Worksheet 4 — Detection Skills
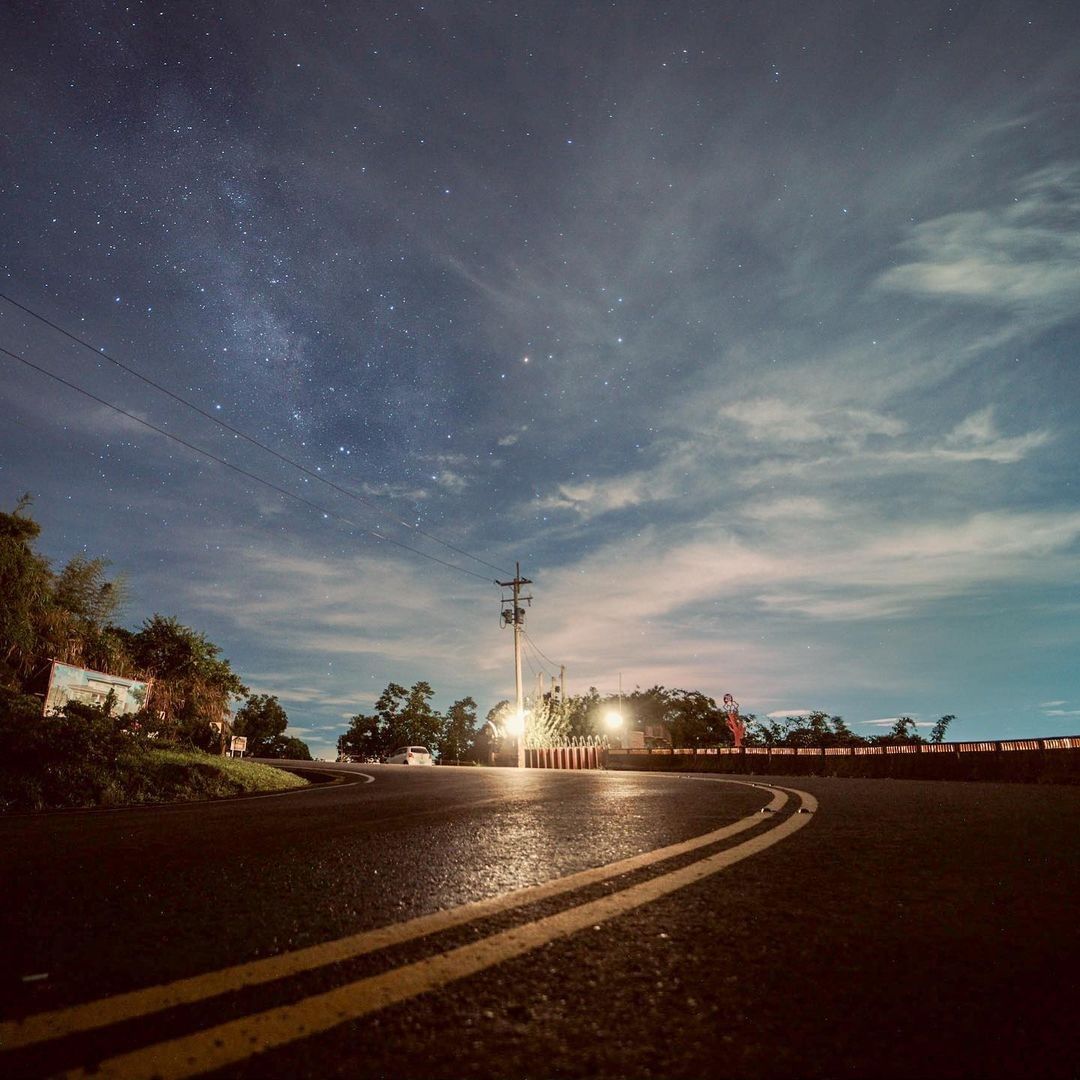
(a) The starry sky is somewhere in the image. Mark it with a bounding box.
[2,1,1079,757]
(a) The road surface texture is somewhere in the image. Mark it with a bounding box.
[0,764,1076,1079]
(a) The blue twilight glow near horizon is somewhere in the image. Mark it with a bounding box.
[1,2,1079,758]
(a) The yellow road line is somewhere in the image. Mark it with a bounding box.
[1,780,784,1051]
[68,788,817,1080]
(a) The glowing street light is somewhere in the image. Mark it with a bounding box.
[506,708,526,738]
[605,709,625,748]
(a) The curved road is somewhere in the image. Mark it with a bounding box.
[0,764,1076,1078]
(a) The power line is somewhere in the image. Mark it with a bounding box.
[520,638,554,680]
[0,290,512,577]
[520,639,540,679]
[522,628,563,672]
[0,343,497,585]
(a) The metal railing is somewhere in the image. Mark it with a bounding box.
[606,735,1080,757]
[525,734,608,770]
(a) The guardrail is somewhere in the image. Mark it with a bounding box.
[605,736,1080,783]
[608,736,1080,757]
[526,743,604,770]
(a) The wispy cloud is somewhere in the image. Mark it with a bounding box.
[537,474,652,518]
[720,399,906,446]
[432,469,470,493]
[878,164,1080,319]
[188,539,502,681]
[860,717,934,728]
[523,504,1080,704]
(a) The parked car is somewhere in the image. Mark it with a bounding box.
[385,745,435,766]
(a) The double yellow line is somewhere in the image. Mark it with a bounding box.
[2,780,816,1079]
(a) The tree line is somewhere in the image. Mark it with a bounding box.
[338,681,954,762]
[337,682,480,762]
[0,496,308,758]
[535,685,952,749]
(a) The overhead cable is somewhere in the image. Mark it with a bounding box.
[522,628,563,672]
[0,291,512,577]
[0,343,497,585]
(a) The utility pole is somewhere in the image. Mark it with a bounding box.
[618,671,624,748]
[496,562,532,768]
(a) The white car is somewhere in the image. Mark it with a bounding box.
[385,745,435,766]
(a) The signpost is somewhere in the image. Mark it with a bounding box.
[230,736,247,758]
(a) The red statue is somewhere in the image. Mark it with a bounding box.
[723,692,746,748]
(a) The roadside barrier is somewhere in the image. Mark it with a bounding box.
[607,735,1080,757]
[525,737,605,770]
[605,736,1080,783]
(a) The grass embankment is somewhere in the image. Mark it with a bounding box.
[0,739,308,812]
[124,749,308,804]
[0,691,310,811]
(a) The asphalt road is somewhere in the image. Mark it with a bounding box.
[0,764,1076,1079]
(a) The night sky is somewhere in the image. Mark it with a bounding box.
[3,2,1079,757]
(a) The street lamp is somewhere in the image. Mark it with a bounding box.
[505,708,526,767]
[605,710,624,747]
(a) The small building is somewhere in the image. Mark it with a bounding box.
[43,661,148,718]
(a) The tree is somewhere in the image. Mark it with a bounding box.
[527,690,568,747]
[1,497,134,687]
[667,690,726,748]
[784,711,835,749]
[473,700,511,761]
[233,694,289,756]
[829,714,863,746]
[624,685,674,742]
[265,735,312,760]
[930,714,955,744]
[131,615,246,744]
[339,681,446,761]
[440,696,478,761]
[400,681,444,750]
[0,495,56,685]
[747,715,788,747]
[338,712,383,761]
[44,554,131,675]
[563,687,602,738]
[876,716,922,745]
[746,711,866,749]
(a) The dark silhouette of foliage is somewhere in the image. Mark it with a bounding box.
[440,696,478,761]
[268,735,312,760]
[0,495,55,684]
[131,615,246,740]
[233,695,311,759]
[234,694,289,755]
[930,715,955,743]
[339,680,446,760]
[875,716,922,745]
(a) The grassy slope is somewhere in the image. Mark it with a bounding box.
[0,749,307,812]
[133,750,309,802]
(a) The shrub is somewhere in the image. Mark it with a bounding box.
[0,691,144,810]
